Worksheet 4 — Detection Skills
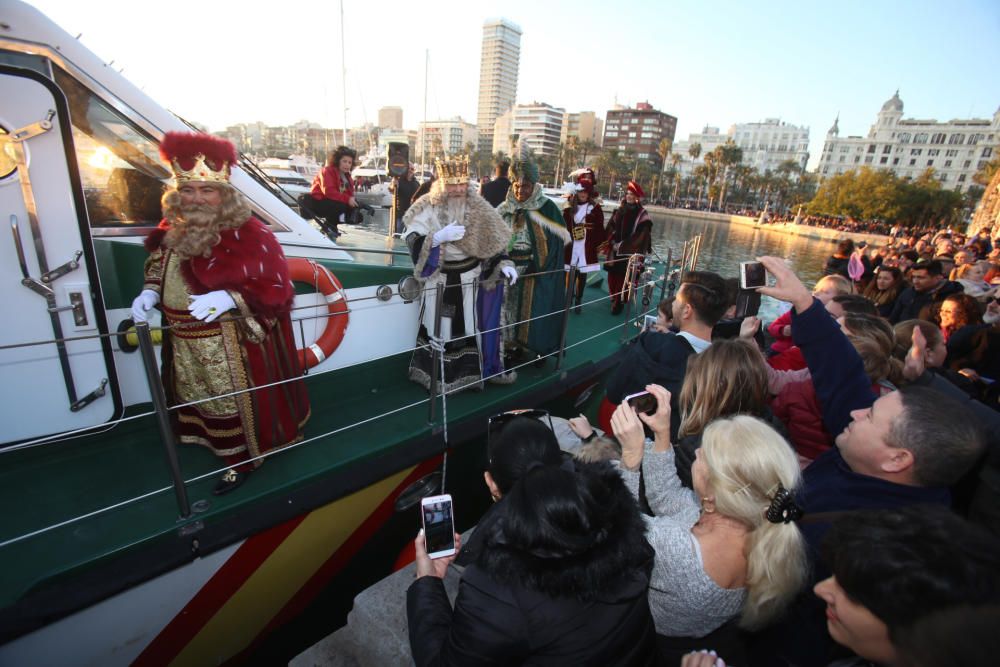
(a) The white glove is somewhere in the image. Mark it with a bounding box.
[501,265,518,286]
[432,222,466,246]
[131,289,159,323]
[189,290,236,323]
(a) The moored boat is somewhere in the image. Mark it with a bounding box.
[0,2,676,663]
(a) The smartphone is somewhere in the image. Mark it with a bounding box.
[624,390,657,415]
[421,494,456,559]
[735,289,761,319]
[643,314,658,331]
[740,261,766,290]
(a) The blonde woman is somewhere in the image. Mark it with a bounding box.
[612,386,807,663]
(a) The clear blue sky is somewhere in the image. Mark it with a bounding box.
[26,0,1000,169]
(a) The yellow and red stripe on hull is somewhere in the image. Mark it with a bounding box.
[133,456,441,666]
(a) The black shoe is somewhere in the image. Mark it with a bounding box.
[533,355,547,369]
[611,302,624,315]
[213,468,251,495]
[573,297,582,315]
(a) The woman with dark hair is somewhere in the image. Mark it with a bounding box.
[302,145,359,238]
[407,416,658,666]
[862,266,906,317]
[823,239,855,278]
[937,293,983,343]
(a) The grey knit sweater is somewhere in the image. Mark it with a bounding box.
[618,444,746,637]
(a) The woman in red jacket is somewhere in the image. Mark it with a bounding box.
[302,145,359,238]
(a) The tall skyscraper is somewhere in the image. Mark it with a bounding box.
[477,19,521,153]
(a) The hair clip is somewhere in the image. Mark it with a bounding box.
[765,483,803,524]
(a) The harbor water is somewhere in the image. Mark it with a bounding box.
[359,206,838,323]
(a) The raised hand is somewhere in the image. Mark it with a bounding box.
[756,256,813,313]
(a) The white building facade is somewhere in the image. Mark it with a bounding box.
[510,102,565,157]
[732,119,809,173]
[417,118,478,157]
[672,126,730,178]
[817,92,999,193]
[476,19,521,153]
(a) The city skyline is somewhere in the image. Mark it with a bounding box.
[26,0,1000,171]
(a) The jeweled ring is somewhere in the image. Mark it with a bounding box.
[208,307,217,314]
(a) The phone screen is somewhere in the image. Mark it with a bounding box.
[741,262,766,289]
[422,496,455,558]
[625,390,657,415]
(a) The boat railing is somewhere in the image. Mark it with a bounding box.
[0,237,701,550]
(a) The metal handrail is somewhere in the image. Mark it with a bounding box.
[0,245,686,546]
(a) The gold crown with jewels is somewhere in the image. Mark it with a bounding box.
[435,155,470,185]
[170,154,232,184]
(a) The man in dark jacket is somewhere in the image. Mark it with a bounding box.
[479,159,511,208]
[753,255,987,667]
[888,258,963,323]
[606,270,728,440]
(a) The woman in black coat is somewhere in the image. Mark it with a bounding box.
[406,417,658,666]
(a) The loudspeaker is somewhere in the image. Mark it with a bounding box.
[387,142,409,178]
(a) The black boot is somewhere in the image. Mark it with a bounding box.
[573,296,582,315]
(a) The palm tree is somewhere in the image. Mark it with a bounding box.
[578,139,598,168]
[670,154,683,206]
[594,148,624,198]
[717,141,743,210]
[688,142,702,162]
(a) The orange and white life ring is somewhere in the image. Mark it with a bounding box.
[287,258,349,368]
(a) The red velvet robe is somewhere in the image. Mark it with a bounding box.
[144,217,310,465]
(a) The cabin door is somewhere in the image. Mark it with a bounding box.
[0,67,119,445]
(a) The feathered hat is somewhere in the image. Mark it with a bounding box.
[627,180,645,199]
[160,131,237,185]
[509,137,539,183]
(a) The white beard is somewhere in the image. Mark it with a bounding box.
[445,196,467,223]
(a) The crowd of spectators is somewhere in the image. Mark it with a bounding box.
[401,224,1000,666]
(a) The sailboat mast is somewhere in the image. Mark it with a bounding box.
[340,0,348,148]
[421,49,428,180]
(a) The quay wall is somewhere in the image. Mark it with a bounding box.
[647,207,891,246]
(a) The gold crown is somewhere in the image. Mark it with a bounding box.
[435,155,470,185]
[170,154,232,184]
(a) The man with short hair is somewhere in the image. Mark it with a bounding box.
[889,259,962,323]
[403,156,517,392]
[479,158,511,208]
[131,132,310,494]
[753,256,988,666]
[757,256,984,548]
[606,270,729,439]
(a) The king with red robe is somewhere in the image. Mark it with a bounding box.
[131,132,310,494]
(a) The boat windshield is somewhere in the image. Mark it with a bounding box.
[53,67,171,229]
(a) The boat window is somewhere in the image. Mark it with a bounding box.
[0,127,16,180]
[52,67,171,230]
[0,51,50,76]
